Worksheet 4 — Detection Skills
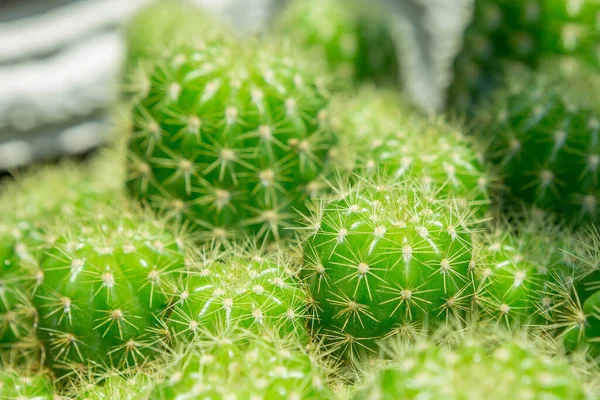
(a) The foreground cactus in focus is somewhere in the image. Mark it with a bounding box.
[33,208,186,373]
[151,330,334,399]
[275,0,400,85]
[302,179,476,357]
[477,64,600,224]
[354,333,588,399]
[168,243,309,342]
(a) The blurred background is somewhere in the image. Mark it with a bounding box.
[0,0,468,172]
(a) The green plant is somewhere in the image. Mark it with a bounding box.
[328,88,491,212]
[127,40,336,243]
[168,242,310,343]
[0,367,54,400]
[477,64,600,224]
[274,0,400,85]
[302,178,476,358]
[32,207,187,374]
[72,372,153,400]
[150,329,334,399]
[353,331,588,399]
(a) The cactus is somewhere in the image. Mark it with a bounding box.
[472,213,579,328]
[168,242,309,343]
[151,329,334,399]
[302,179,476,358]
[127,40,336,243]
[353,331,588,399]
[32,207,187,374]
[328,88,491,212]
[0,368,54,400]
[477,64,600,224]
[72,372,152,400]
[124,0,230,86]
[274,0,400,85]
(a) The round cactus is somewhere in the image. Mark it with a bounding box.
[472,214,578,328]
[168,242,309,343]
[353,333,588,399]
[32,208,187,373]
[302,179,476,357]
[151,329,334,399]
[477,64,600,224]
[328,89,491,212]
[0,367,54,400]
[274,0,400,85]
[127,40,336,243]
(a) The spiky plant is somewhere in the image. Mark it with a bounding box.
[127,39,336,243]
[168,242,309,343]
[0,367,55,400]
[72,372,153,400]
[353,330,589,399]
[301,178,477,358]
[328,88,491,212]
[477,63,600,224]
[274,0,400,85]
[472,213,579,329]
[32,207,187,374]
[124,0,230,87]
[150,329,334,399]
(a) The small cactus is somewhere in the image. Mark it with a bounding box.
[353,331,588,399]
[127,40,336,243]
[477,64,600,224]
[328,88,491,212]
[151,329,334,399]
[274,0,400,85]
[302,179,476,357]
[168,242,309,342]
[33,208,187,373]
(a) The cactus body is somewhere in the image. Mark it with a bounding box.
[168,245,309,342]
[74,374,152,400]
[329,89,490,211]
[478,66,600,224]
[33,210,186,373]
[151,331,333,399]
[275,0,400,85]
[0,369,54,400]
[354,335,587,399]
[303,180,475,357]
[127,41,335,242]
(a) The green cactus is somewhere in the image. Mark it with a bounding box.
[541,0,600,70]
[0,367,54,400]
[472,214,579,328]
[274,0,400,85]
[127,40,336,243]
[477,64,600,224]
[72,372,153,400]
[32,208,187,374]
[353,333,588,399]
[124,0,230,86]
[328,89,491,212]
[168,242,309,343]
[151,329,334,399]
[302,179,476,358]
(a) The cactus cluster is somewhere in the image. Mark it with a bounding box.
[354,332,588,399]
[303,179,476,357]
[448,0,600,112]
[168,243,309,343]
[151,329,334,399]
[275,0,400,85]
[127,40,336,243]
[477,64,600,224]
